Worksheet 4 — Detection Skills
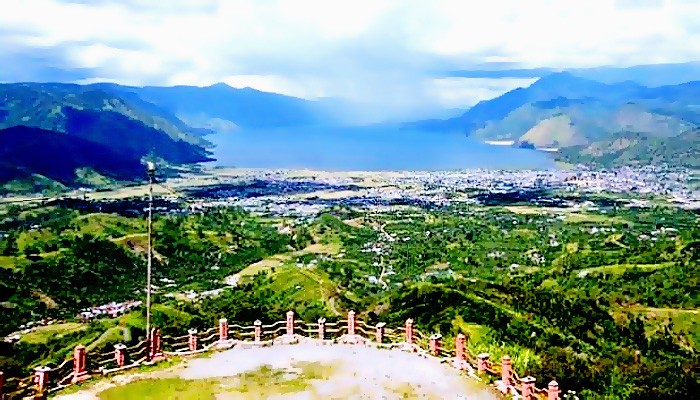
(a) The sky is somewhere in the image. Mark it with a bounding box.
[2,0,700,121]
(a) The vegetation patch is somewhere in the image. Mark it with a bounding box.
[20,322,87,345]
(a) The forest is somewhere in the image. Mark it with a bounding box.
[0,198,698,399]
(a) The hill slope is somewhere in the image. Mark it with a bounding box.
[0,83,213,192]
[557,130,700,168]
[0,126,146,192]
[0,83,211,146]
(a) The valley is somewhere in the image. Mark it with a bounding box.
[0,169,698,398]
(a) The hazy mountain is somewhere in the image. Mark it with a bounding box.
[91,82,330,131]
[411,72,700,167]
[407,72,646,133]
[446,61,700,87]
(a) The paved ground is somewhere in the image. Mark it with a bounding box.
[55,344,498,399]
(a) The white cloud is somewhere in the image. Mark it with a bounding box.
[2,0,700,119]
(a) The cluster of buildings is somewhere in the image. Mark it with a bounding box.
[78,300,142,321]
[183,166,699,218]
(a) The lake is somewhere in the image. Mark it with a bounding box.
[207,125,556,171]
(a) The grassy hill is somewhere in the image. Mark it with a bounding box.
[519,114,587,147]
[558,130,700,168]
[0,84,213,192]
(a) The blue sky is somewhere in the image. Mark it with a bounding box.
[2,0,699,120]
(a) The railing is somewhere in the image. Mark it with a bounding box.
[0,311,562,400]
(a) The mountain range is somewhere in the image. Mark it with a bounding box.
[2,70,700,194]
[411,72,700,168]
[0,82,333,193]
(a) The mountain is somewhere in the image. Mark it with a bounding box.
[445,61,700,87]
[411,72,700,167]
[558,130,700,168]
[0,83,211,146]
[406,72,646,133]
[91,82,330,131]
[0,83,214,192]
[0,126,146,193]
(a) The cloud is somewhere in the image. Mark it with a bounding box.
[2,0,700,120]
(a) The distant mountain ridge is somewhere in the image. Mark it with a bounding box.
[445,61,700,87]
[0,80,342,193]
[410,72,700,167]
[91,82,332,130]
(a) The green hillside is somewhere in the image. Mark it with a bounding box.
[1,200,697,398]
[0,84,213,192]
[558,130,700,168]
[417,73,700,167]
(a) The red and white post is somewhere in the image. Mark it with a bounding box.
[318,318,326,340]
[149,327,163,360]
[254,320,262,342]
[548,380,560,400]
[72,344,90,383]
[114,344,127,368]
[218,318,228,342]
[429,334,441,356]
[0,370,5,397]
[188,329,198,352]
[404,319,414,346]
[452,333,468,370]
[347,311,356,336]
[286,311,295,336]
[375,322,386,343]
[501,355,512,385]
[521,376,536,400]
[34,366,50,395]
[477,353,490,374]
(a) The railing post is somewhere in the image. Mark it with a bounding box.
[429,334,441,356]
[149,328,162,360]
[218,318,228,342]
[452,333,467,370]
[188,329,198,351]
[455,333,466,361]
[34,366,50,395]
[405,319,414,345]
[318,318,326,340]
[347,311,356,335]
[375,322,386,343]
[501,355,512,386]
[522,376,536,400]
[254,320,262,342]
[114,344,127,368]
[477,353,490,374]
[286,310,295,336]
[548,380,560,400]
[72,344,90,383]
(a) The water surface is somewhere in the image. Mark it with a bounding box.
[208,126,555,171]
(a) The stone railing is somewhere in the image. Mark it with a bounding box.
[0,310,561,399]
